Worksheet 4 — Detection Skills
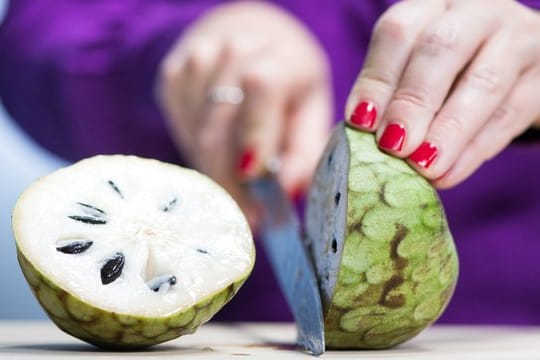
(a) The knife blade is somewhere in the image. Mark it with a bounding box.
[248,175,325,356]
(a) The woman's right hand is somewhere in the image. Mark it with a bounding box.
[345,0,540,188]
[157,2,332,227]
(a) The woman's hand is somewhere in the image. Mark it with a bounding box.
[346,0,540,188]
[157,2,331,226]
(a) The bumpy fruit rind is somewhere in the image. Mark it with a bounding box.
[17,247,250,349]
[310,123,459,349]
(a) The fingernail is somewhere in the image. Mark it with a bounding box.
[379,123,406,152]
[409,142,438,169]
[237,148,256,176]
[350,101,377,129]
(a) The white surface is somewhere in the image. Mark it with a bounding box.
[0,102,67,319]
[0,322,540,359]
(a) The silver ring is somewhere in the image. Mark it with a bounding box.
[208,85,244,105]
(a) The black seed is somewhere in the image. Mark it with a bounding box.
[56,240,93,254]
[76,202,105,214]
[162,197,177,212]
[148,274,177,292]
[68,215,106,225]
[327,152,333,167]
[101,252,125,285]
[197,248,208,254]
[69,202,107,224]
[334,191,341,206]
[331,237,337,253]
[108,180,124,199]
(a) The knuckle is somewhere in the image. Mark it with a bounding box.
[374,14,410,43]
[464,64,502,94]
[373,1,422,43]
[491,103,525,137]
[436,114,465,137]
[185,47,214,74]
[490,104,517,125]
[221,38,243,62]
[242,67,274,94]
[418,21,460,56]
[392,87,434,111]
[359,67,396,92]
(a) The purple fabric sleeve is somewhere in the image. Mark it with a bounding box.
[1,0,539,162]
[1,0,540,324]
[0,0,220,163]
[521,0,540,9]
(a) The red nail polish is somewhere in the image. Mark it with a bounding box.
[409,142,438,169]
[237,148,256,175]
[350,101,377,129]
[379,123,406,151]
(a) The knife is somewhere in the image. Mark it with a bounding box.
[248,175,325,356]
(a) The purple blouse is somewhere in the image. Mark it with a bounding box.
[1,0,540,324]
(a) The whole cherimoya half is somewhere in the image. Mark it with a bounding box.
[306,123,458,349]
[12,155,255,349]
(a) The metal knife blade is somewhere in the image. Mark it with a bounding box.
[248,175,325,356]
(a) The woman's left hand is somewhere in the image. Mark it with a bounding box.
[157,2,332,228]
[346,0,540,188]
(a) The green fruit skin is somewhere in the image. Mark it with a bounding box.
[17,247,251,349]
[325,126,459,349]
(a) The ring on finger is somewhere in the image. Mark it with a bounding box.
[207,85,244,105]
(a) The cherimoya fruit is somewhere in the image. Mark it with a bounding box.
[12,155,255,349]
[305,123,458,349]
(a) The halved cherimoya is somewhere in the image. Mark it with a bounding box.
[306,123,458,349]
[12,155,255,349]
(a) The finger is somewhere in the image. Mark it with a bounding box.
[377,1,504,155]
[345,0,446,130]
[159,38,221,160]
[278,86,332,197]
[197,38,266,177]
[407,29,534,180]
[433,66,540,189]
[197,41,251,182]
[236,57,286,179]
[236,45,327,180]
[194,41,267,229]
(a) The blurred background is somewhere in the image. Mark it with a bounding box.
[0,0,67,317]
[1,0,539,326]
[1,102,70,320]
[0,102,67,319]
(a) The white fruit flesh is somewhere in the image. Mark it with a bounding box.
[13,155,254,317]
